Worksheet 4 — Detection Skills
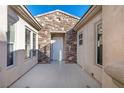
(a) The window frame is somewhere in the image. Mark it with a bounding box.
[32,33,36,56]
[95,20,103,67]
[7,16,16,68]
[25,27,31,59]
[78,32,83,46]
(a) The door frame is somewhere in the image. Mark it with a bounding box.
[50,33,65,62]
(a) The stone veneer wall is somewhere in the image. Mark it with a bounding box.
[38,28,51,63]
[65,29,77,63]
[35,11,78,63]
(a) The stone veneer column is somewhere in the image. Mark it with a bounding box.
[65,29,77,63]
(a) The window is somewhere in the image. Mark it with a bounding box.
[33,33,36,56]
[25,28,31,58]
[96,22,103,65]
[79,33,83,45]
[7,18,15,66]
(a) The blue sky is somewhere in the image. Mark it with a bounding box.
[26,5,91,18]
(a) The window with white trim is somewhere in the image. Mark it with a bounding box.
[7,17,15,66]
[79,33,83,45]
[25,28,31,58]
[33,33,36,56]
[96,22,103,65]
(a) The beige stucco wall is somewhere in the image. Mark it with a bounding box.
[102,5,124,88]
[0,6,38,87]
[77,11,102,84]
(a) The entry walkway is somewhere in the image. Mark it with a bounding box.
[10,64,101,88]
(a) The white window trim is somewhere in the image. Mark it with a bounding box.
[32,30,37,57]
[78,32,83,46]
[95,20,103,68]
[7,22,17,69]
[32,33,37,57]
[25,27,32,60]
[25,26,37,60]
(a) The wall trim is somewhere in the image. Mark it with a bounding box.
[73,5,102,31]
[9,5,42,31]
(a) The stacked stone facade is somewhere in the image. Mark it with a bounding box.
[35,10,78,63]
[65,29,77,63]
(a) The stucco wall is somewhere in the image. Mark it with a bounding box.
[0,6,8,88]
[77,11,102,83]
[0,6,38,87]
[102,5,124,88]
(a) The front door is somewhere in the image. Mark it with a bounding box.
[52,37,63,62]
